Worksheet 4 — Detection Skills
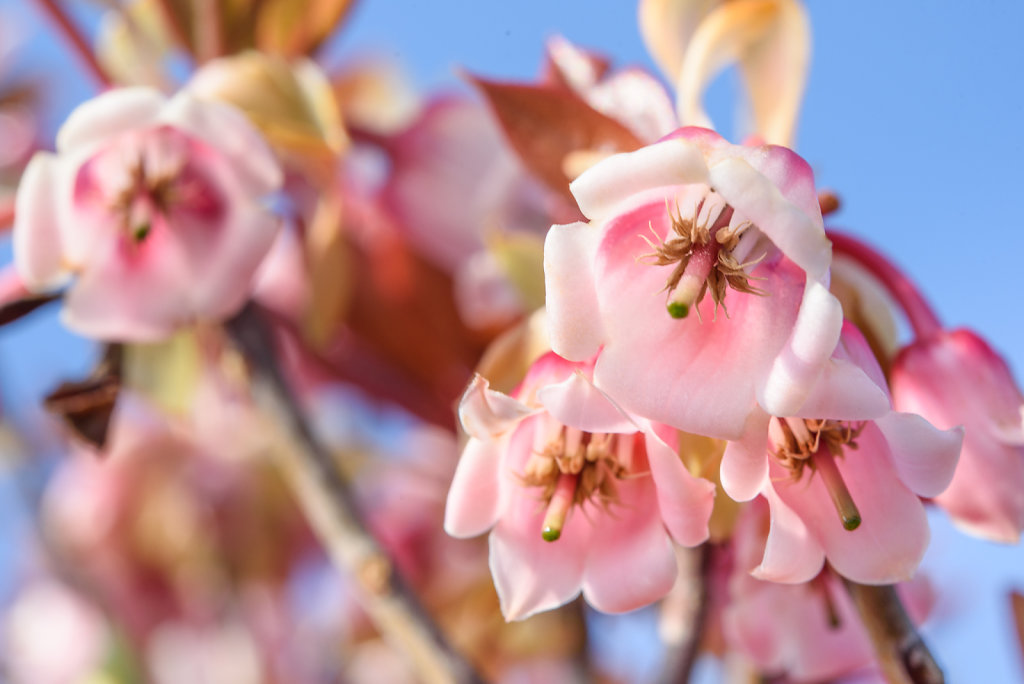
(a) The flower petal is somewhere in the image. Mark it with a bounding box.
[759,280,843,417]
[797,357,890,420]
[458,374,535,440]
[773,426,930,584]
[163,91,283,196]
[544,221,607,362]
[489,489,591,621]
[875,412,962,499]
[537,370,637,434]
[444,436,506,538]
[568,137,710,220]
[721,410,771,502]
[581,484,678,614]
[753,485,825,583]
[644,429,715,546]
[13,153,69,290]
[56,87,164,154]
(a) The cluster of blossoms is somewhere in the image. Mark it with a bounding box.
[1,0,1022,682]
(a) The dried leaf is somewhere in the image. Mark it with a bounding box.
[638,0,719,82]
[44,346,122,450]
[302,195,352,349]
[676,0,809,145]
[468,75,644,201]
[256,0,356,57]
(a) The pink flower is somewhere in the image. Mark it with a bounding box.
[722,324,962,584]
[14,87,282,341]
[545,126,841,439]
[722,498,934,682]
[444,352,714,621]
[891,329,1024,542]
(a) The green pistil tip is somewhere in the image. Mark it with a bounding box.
[842,514,861,531]
[542,526,561,542]
[133,222,151,242]
[667,301,689,319]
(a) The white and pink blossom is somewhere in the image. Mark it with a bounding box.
[14,87,282,341]
[545,126,840,439]
[445,352,715,621]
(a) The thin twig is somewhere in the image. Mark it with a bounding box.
[658,544,712,684]
[226,303,480,684]
[32,0,113,88]
[845,581,944,684]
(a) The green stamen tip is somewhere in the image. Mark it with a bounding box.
[842,514,861,531]
[542,526,561,542]
[133,223,151,242]
[667,301,689,319]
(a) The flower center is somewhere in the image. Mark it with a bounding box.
[521,421,637,542]
[641,194,764,319]
[769,416,865,531]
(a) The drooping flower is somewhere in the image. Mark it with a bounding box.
[14,87,283,341]
[444,352,715,621]
[722,498,935,682]
[545,126,841,440]
[892,329,1024,543]
[721,324,962,584]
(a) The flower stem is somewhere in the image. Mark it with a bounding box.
[845,581,944,684]
[827,230,942,340]
[658,544,712,684]
[32,0,113,89]
[226,303,481,684]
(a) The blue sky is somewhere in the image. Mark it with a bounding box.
[2,1,1023,681]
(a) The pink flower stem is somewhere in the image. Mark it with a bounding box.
[32,0,113,89]
[828,230,943,341]
[845,582,944,684]
[192,0,225,62]
[226,304,482,684]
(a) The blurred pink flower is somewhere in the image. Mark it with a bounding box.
[722,324,962,584]
[892,329,1024,543]
[14,87,282,341]
[445,352,714,620]
[722,498,934,682]
[545,126,840,440]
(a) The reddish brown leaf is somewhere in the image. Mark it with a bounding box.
[256,0,357,57]
[1013,591,1024,676]
[467,75,644,201]
[43,346,122,450]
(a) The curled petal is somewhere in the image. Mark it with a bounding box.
[544,222,606,362]
[638,0,719,83]
[760,280,843,417]
[797,357,890,421]
[14,154,69,291]
[537,370,637,434]
[876,412,962,499]
[458,375,536,440]
[708,153,827,279]
[644,429,715,546]
[568,137,710,220]
[721,411,771,502]
[56,88,164,154]
[754,485,825,583]
[675,0,809,146]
